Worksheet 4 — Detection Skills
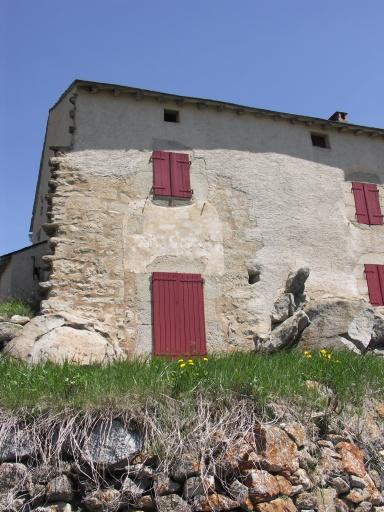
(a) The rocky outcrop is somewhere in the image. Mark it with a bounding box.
[299,298,384,354]
[3,312,123,364]
[0,411,383,512]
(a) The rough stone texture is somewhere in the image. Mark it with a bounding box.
[316,487,337,512]
[0,322,23,346]
[271,294,295,325]
[227,479,253,511]
[46,475,73,503]
[281,423,307,449]
[170,455,202,482]
[244,470,280,505]
[285,267,310,297]
[192,493,239,511]
[10,315,30,325]
[258,310,310,353]
[82,420,141,468]
[336,442,366,478]
[82,488,120,512]
[182,475,215,499]
[0,428,34,462]
[157,494,191,512]
[299,298,384,352]
[120,476,144,502]
[154,472,182,496]
[0,462,32,493]
[253,426,299,474]
[295,491,317,509]
[255,497,297,512]
[329,476,350,495]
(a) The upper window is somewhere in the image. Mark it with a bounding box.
[365,264,384,306]
[310,132,329,148]
[164,109,179,123]
[352,182,383,225]
[152,151,192,200]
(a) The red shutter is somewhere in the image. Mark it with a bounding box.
[352,182,369,224]
[364,264,384,306]
[170,153,192,199]
[364,183,383,225]
[152,272,206,356]
[152,151,171,196]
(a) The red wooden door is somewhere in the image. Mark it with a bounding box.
[152,272,207,356]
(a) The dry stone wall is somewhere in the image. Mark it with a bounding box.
[28,144,384,357]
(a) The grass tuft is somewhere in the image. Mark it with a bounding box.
[0,349,382,412]
[0,299,34,319]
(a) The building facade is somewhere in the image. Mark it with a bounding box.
[3,80,384,357]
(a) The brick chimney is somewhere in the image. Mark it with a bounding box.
[328,111,348,122]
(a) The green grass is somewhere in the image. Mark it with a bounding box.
[0,349,383,411]
[0,299,34,319]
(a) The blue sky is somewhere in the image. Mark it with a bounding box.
[1,0,384,254]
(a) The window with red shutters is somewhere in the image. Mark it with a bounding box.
[152,272,207,356]
[152,151,192,199]
[352,182,383,225]
[364,264,384,306]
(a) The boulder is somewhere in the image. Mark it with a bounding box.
[46,475,73,503]
[192,493,239,511]
[0,462,32,494]
[244,470,280,505]
[299,298,383,352]
[329,476,350,495]
[10,315,30,325]
[0,428,34,462]
[285,267,310,297]
[255,497,297,511]
[170,455,202,482]
[4,314,123,364]
[157,494,191,512]
[295,492,317,509]
[0,322,23,346]
[82,488,120,512]
[154,472,182,496]
[316,488,337,512]
[227,479,253,511]
[271,294,295,325]
[32,504,72,512]
[182,475,215,499]
[121,476,144,502]
[253,426,299,474]
[281,422,307,449]
[82,420,141,469]
[335,442,365,478]
[259,310,310,353]
[4,315,65,359]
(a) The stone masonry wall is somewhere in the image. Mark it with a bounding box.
[40,146,384,357]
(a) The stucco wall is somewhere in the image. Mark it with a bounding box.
[0,242,49,307]
[30,91,74,244]
[33,89,384,355]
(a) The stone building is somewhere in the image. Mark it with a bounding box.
[1,80,384,360]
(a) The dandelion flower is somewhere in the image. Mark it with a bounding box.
[179,363,186,368]
[203,357,208,361]
[178,358,184,363]
[187,359,194,363]
[188,361,194,365]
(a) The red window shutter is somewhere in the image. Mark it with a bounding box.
[364,183,383,225]
[152,151,171,196]
[352,182,369,224]
[364,264,384,306]
[170,153,192,199]
[152,272,206,356]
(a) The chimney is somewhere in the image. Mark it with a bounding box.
[328,111,348,122]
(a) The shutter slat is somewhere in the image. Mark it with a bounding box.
[378,266,384,305]
[170,153,192,199]
[152,272,207,356]
[364,264,384,306]
[364,183,383,225]
[352,182,369,224]
[152,151,171,196]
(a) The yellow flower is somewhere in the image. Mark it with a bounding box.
[179,363,186,368]
[187,359,194,363]
[203,357,208,361]
[305,353,312,358]
[178,358,184,363]
[188,361,194,365]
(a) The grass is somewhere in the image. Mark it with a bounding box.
[0,298,34,319]
[0,349,383,411]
